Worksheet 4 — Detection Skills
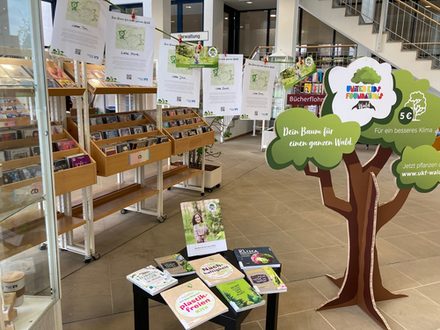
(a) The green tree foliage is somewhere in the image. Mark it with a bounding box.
[351,67,381,84]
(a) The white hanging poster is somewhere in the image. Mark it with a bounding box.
[50,0,108,64]
[157,39,201,108]
[104,12,154,86]
[241,59,276,120]
[202,54,243,117]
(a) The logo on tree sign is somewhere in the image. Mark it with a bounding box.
[404,91,427,122]
[326,57,396,126]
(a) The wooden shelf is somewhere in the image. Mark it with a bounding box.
[68,114,172,177]
[160,108,215,155]
[63,63,157,95]
[144,164,202,190]
[48,87,85,97]
[0,209,85,260]
[71,183,158,221]
[1,129,97,195]
[0,58,84,96]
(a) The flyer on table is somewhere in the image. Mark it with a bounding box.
[104,12,154,86]
[157,39,201,108]
[241,59,276,121]
[202,54,243,117]
[50,0,108,64]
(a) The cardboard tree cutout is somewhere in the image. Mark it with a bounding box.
[266,57,440,329]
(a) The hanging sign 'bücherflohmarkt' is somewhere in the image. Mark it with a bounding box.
[266,57,440,329]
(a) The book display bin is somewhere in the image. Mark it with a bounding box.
[1,129,96,195]
[160,108,215,155]
[67,112,172,176]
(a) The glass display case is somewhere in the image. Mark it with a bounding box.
[0,0,61,329]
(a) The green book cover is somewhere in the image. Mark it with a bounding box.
[216,279,265,312]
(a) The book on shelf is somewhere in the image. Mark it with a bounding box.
[233,247,280,270]
[3,169,23,184]
[189,254,244,287]
[53,159,69,172]
[117,114,131,122]
[216,278,265,312]
[103,129,119,139]
[102,145,117,156]
[91,131,103,141]
[118,127,131,137]
[154,253,196,277]
[130,126,144,135]
[126,265,178,296]
[116,142,130,153]
[244,266,287,295]
[180,199,227,257]
[160,278,228,330]
[54,139,76,151]
[0,130,17,142]
[19,164,41,179]
[5,147,31,160]
[30,145,40,156]
[66,154,92,167]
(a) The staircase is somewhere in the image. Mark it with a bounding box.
[299,0,440,92]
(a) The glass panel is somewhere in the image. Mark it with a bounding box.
[0,0,59,327]
[300,11,334,45]
[171,4,177,33]
[223,12,229,53]
[239,11,268,57]
[269,10,276,46]
[182,2,203,32]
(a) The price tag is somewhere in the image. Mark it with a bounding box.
[129,150,149,165]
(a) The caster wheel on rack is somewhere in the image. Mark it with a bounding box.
[216,184,221,188]
[120,209,129,215]
[206,188,213,193]
[167,187,172,191]
[201,192,205,197]
[157,215,167,223]
[84,258,92,264]
[39,243,47,251]
[92,253,101,261]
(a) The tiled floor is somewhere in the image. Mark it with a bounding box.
[61,135,440,330]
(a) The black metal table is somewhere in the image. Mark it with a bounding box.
[132,248,281,330]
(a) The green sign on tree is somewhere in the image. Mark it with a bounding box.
[266,57,440,329]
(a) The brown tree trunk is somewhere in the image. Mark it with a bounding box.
[318,172,390,329]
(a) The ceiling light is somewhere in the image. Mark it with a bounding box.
[246,1,253,4]
[425,5,432,7]
[270,14,276,17]
[171,20,175,23]
[225,17,228,20]
[186,5,192,9]
[240,25,244,29]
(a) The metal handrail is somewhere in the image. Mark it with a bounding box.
[338,0,440,68]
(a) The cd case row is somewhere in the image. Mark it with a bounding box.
[100,136,169,156]
[91,124,157,141]
[172,126,212,140]
[0,139,77,162]
[89,112,147,126]
[0,124,63,142]
[163,117,202,128]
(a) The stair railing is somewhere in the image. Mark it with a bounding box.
[335,0,440,68]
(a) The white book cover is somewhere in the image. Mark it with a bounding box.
[126,265,178,296]
[160,278,228,330]
[189,254,244,287]
[180,199,227,257]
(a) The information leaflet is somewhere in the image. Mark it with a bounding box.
[51,0,108,64]
[105,12,154,86]
[241,59,276,121]
[157,39,201,108]
[202,54,243,117]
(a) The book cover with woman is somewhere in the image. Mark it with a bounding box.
[180,199,227,257]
